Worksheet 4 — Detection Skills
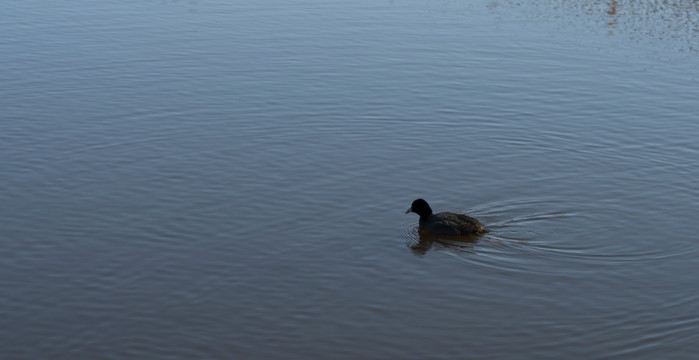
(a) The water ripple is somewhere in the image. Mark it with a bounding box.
[403,198,699,274]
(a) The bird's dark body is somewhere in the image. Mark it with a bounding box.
[406,198,488,236]
[419,212,488,236]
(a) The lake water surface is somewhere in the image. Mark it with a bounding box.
[2,1,699,359]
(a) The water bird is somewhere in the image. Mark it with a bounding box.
[406,198,489,236]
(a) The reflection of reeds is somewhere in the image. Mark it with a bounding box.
[507,0,699,51]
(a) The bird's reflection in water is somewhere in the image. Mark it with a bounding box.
[410,228,483,256]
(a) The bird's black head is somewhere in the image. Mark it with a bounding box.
[406,198,433,218]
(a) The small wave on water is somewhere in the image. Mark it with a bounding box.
[401,197,699,274]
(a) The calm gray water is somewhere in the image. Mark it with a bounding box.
[2,0,699,358]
